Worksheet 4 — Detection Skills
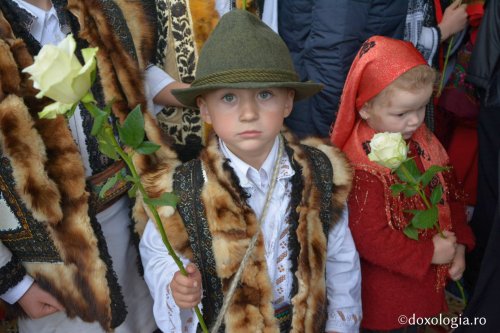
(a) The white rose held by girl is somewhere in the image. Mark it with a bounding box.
[368,132,408,170]
[22,34,97,118]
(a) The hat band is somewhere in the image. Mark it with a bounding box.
[192,69,299,87]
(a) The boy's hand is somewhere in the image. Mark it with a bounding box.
[170,263,202,309]
[438,1,468,41]
[431,230,457,264]
[18,282,65,319]
[448,244,466,281]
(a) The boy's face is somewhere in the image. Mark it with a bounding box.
[197,87,294,167]
[359,86,432,140]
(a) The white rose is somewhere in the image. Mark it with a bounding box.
[22,34,97,117]
[368,132,408,170]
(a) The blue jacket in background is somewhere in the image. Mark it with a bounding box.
[279,0,408,138]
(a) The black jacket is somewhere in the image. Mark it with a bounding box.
[467,0,500,107]
[278,0,408,138]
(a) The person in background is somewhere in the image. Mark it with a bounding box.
[0,0,185,331]
[278,0,408,138]
[460,2,500,329]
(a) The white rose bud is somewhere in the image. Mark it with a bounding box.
[368,132,408,170]
[23,34,98,118]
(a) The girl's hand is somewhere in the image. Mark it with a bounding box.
[448,244,466,281]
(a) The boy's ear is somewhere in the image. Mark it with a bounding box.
[197,96,212,124]
[283,89,295,118]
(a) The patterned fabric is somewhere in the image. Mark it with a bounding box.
[0,257,25,295]
[154,0,204,160]
[0,155,61,263]
[172,158,224,332]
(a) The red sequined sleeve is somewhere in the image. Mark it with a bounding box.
[348,170,435,280]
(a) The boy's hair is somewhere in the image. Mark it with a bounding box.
[367,65,436,107]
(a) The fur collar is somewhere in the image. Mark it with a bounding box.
[137,129,352,331]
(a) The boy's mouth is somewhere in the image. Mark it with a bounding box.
[238,130,262,138]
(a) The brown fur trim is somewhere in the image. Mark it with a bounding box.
[68,0,154,122]
[200,136,278,332]
[0,95,62,223]
[67,0,173,172]
[0,40,20,94]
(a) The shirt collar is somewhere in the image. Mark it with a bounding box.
[219,137,294,190]
[12,0,59,41]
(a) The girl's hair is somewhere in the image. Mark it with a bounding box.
[368,65,436,107]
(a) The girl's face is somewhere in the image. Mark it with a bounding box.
[359,86,432,139]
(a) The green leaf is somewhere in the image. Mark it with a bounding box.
[395,159,421,184]
[117,105,144,149]
[99,173,120,198]
[143,192,178,208]
[128,183,139,198]
[409,206,438,229]
[81,91,95,104]
[390,183,406,196]
[135,141,160,155]
[84,102,104,118]
[420,165,449,187]
[65,103,78,119]
[430,185,444,205]
[125,175,136,183]
[97,133,119,160]
[402,187,418,197]
[403,225,419,240]
[91,113,108,136]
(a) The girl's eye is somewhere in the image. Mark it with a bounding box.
[222,94,235,103]
[258,91,272,100]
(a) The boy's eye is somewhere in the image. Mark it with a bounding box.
[258,91,272,100]
[222,94,235,102]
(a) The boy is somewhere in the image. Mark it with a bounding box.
[139,10,362,333]
[330,36,475,331]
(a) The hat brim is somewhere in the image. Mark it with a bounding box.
[172,81,323,108]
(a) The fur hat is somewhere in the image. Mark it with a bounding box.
[172,9,322,108]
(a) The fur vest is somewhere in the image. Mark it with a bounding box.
[135,130,352,332]
[0,0,173,330]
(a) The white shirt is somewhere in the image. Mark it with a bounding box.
[140,137,362,332]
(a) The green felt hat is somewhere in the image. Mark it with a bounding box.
[172,9,323,108]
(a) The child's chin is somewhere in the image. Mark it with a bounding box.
[402,132,414,140]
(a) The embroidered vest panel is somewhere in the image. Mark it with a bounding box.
[0,154,61,263]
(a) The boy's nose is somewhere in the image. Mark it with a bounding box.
[239,100,259,121]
